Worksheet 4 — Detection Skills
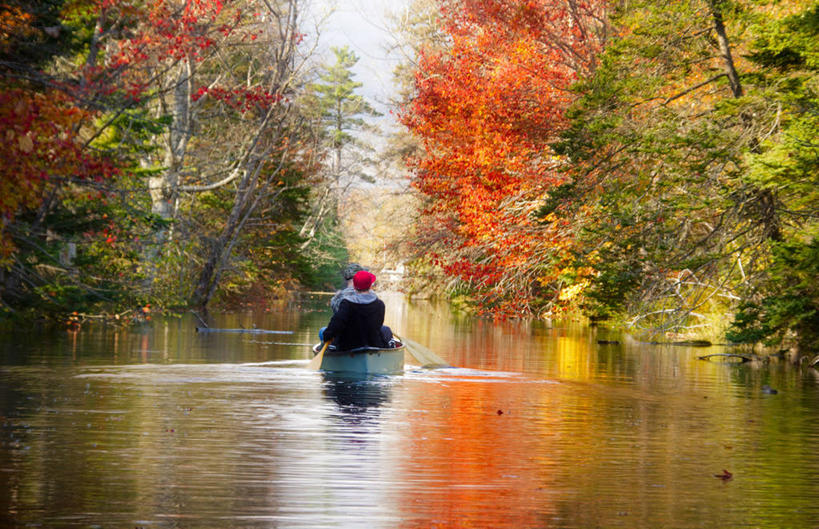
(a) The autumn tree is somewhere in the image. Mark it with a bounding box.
[399,0,609,316]
[400,0,817,351]
[0,0,322,316]
[0,0,131,313]
[554,0,816,341]
[170,0,314,308]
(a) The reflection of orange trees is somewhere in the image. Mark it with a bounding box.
[394,380,555,528]
[436,320,597,381]
[554,330,594,382]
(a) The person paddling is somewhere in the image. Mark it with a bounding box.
[321,270,393,350]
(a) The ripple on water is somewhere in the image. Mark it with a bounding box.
[2,311,819,529]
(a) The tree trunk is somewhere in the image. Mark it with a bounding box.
[148,58,193,230]
[708,0,743,98]
[190,172,256,308]
[142,58,193,290]
[708,0,781,240]
[188,0,303,308]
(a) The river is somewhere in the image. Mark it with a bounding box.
[1,293,818,528]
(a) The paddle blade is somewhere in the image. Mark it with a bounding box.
[401,337,450,369]
[308,341,330,370]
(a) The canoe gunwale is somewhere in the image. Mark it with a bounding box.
[311,343,405,357]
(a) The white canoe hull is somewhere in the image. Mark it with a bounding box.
[312,343,405,375]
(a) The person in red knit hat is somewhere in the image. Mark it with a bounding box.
[321,270,393,350]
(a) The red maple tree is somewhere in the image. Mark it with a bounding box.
[0,0,284,257]
[401,0,609,316]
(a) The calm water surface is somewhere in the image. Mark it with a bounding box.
[2,294,818,528]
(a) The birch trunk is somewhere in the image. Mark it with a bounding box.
[149,58,193,231]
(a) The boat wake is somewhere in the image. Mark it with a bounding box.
[402,366,558,384]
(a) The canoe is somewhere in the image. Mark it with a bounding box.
[311,340,405,375]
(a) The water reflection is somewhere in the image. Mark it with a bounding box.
[322,373,393,412]
[1,297,819,529]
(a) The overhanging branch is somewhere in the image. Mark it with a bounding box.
[663,73,727,105]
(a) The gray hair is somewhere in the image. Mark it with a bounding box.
[342,263,367,280]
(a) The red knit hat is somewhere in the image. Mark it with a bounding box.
[353,270,376,291]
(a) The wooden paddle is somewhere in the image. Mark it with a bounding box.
[308,339,331,370]
[395,335,451,369]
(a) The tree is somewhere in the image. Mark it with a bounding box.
[555,0,816,340]
[178,0,315,308]
[309,46,379,182]
[0,0,135,313]
[298,45,379,274]
[399,0,609,317]
[726,3,819,352]
[0,0,320,317]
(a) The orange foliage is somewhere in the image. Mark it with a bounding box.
[0,88,118,259]
[401,0,608,317]
[0,5,36,52]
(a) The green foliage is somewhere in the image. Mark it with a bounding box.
[535,182,578,219]
[747,5,819,71]
[308,46,380,148]
[298,213,351,291]
[580,250,644,320]
[744,4,819,200]
[726,4,819,350]
[550,1,816,339]
[229,183,318,293]
[728,238,819,350]
[2,183,148,318]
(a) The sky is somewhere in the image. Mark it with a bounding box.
[303,0,411,121]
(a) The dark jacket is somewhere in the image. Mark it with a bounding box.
[330,286,356,313]
[323,293,388,350]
